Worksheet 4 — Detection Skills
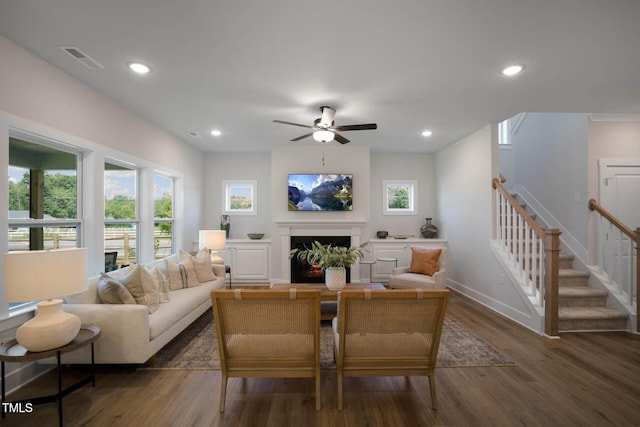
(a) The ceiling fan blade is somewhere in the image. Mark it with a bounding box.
[273,119,313,129]
[333,132,350,144]
[332,123,377,131]
[291,133,314,141]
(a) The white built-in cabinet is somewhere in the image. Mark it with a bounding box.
[219,239,271,283]
[367,238,447,283]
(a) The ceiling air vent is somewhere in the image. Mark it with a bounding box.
[59,46,105,70]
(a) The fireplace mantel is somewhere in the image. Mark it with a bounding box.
[276,220,366,283]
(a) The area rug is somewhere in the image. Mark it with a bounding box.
[142,311,514,370]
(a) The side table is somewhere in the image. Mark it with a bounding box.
[0,325,101,426]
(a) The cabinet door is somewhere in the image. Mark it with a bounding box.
[231,245,270,281]
[372,246,407,282]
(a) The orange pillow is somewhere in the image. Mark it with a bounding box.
[409,248,442,276]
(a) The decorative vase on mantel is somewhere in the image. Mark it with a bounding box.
[325,267,347,290]
[420,218,438,238]
[220,215,230,238]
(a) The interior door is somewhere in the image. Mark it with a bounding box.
[598,159,640,291]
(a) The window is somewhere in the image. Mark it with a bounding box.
[498,119,510,145]
[222,180,257,215]
[104,160,138,267]
[383,180,417,215]
[154,172,174,259]
[7,135,82,309]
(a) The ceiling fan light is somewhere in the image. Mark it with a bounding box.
[313,130,335,142]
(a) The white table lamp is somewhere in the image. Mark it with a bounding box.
[199,230,226,264]
[3,248,88,352]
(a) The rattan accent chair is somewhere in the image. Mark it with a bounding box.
[211,289,322,412]
[333,289,449,410]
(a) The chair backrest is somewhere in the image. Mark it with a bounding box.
[104,251,118,272]
[336,289,449,369]
[211,289,321,370]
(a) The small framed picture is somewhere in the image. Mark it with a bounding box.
[222,180,257,215]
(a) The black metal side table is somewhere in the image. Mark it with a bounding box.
[0,325,101,426]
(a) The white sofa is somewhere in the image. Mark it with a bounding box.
[59,254,226,364]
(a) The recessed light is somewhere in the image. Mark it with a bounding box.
[500,64,525,77]
[128,62,151,75]
[210,129,222,137]
[421,130,433,137]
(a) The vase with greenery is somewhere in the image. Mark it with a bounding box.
[289,241,366,290]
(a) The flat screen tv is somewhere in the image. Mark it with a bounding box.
[288,174,353,211]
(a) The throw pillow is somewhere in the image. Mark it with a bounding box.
[179,250,202,287]
[164,259,184,291]
[193,248,216,282]
[147,266,170,303]
[120,265,160,314]
[409,248,442,276]
[97,273,136,304]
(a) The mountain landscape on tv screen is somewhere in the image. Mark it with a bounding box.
[288,174,353,211]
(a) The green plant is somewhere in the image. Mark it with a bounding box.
[289,241,366,270]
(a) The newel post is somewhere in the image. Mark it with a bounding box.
[544,228,561,336]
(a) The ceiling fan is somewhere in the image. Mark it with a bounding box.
[273,106,377,144]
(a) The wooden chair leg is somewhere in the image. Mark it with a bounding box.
[315,371,321,411]
[337,371,344,411]
[428,374,437,410]
[219,373,228,412]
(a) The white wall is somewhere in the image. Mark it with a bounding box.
[0,36,206,392]
[436,125,539,330]
[369,153,438,237]
[509,113,589,258]
[203,152,272,242]
[0,36,205,255]
[587,120,640,263]
[269,145,370,280]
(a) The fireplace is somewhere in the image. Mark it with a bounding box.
[290,236,351,283]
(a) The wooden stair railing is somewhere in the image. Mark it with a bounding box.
[588,199,639,332]
[492,178,561,336]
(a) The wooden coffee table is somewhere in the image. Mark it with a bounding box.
[270,283,386,320]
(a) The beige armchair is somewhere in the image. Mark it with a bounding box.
[333,289,449,410]
[389,247,446,289]
[211,289,322,412]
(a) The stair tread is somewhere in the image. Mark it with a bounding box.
[558,286,608,297]
[559,306,628,320]
[559,269,590,278]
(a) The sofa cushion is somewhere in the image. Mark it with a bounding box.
[390,272,438,289]
[148,282,216,340]
[97,273,136,304]
[409,248,442,276]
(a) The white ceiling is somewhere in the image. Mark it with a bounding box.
[1,0,639,153]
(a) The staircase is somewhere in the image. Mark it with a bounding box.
[557,253,628,332]
[506,189,629,333]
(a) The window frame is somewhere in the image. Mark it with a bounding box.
[153,171,175,258]
[222,180,257,215]
[104,158,140,265]
[383,180,418,216]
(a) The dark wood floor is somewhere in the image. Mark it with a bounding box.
[4,291,640,427]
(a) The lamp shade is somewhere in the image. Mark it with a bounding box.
[4,248,88,303]
[199,230,226,251]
